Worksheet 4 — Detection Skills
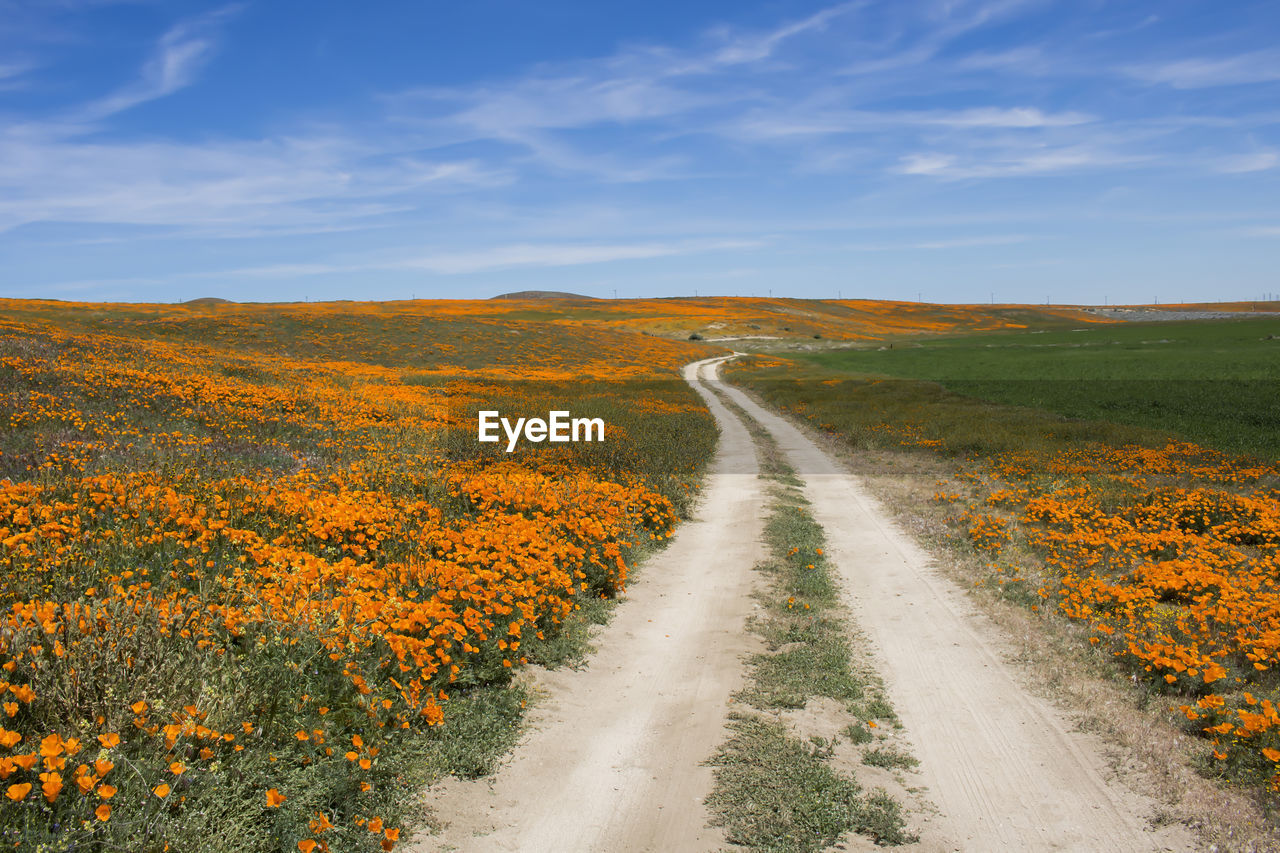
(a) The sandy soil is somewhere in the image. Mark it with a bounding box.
[410,356,766,852]
[715,368,1197,852]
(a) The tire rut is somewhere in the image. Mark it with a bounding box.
[713,361,1197,852]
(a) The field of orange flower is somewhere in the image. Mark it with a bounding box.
[0,299,717,851]
[727,349,1280,801]
[478,295,1109,341]
[962,442,1280,790]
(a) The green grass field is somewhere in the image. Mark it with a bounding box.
[795,317,1280,460]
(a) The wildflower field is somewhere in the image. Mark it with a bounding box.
[5,295,1267,849]
[0,298,717,851]
[501,295,1107,341]
[727,314,1280,801]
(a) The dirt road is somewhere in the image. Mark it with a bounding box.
[413,356,764,852]
[414,356,1194,852]
[715,368,1194,852]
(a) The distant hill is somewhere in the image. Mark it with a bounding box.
[490,290,600,301]
[184,297,233,305]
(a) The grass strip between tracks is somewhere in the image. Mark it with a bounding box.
[703,390,917,850]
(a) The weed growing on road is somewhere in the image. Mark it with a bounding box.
[703,399,914,849]
[737,496,868,712]
[706,714,912,850]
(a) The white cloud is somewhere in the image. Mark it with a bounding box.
[1127,51,1280,89]
[709,1,861,66]
[44,239,762,286]
[899,152,958,175]
[0,59,37,90]
[394,3,863,141]
[75,4,242,121]
[929,107,1093,128]
[897,146,1138,178]
[952,46,1046,72]
[0,130,502,233]
[1216,151,1278,174]
[844,234,1031,251]
[839,0,1042,77]
[911,234,1030,249]
[390,239,759,274]
[729,105,1092,140]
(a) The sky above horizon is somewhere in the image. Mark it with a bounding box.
[2,0,1279,305]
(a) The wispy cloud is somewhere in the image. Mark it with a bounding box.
[729,105,1092,140]
[838,0,1042,76]
[0,131,503,234]
[931,107,1092,128]
[897,145,1139,178]
[0,59,37,90]
[845,234,1031,251]
[1126,50,1280,89]
[391,239,758,274]
[1215,151,1278,174]
[392,3,866,138]
[75,4,242,121]
[708,1,861,65]
[46,238,761,286]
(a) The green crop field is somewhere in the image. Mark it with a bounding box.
[793,317,1280,461]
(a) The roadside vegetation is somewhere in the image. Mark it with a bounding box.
[704,397,915,850]
[726,317,1280,819]
[0,301,715,851]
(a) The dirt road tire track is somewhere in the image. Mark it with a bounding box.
[714,362,1197,852]
[411,356,764,852]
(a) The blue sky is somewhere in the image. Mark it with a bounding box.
[2,0,1279,304]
